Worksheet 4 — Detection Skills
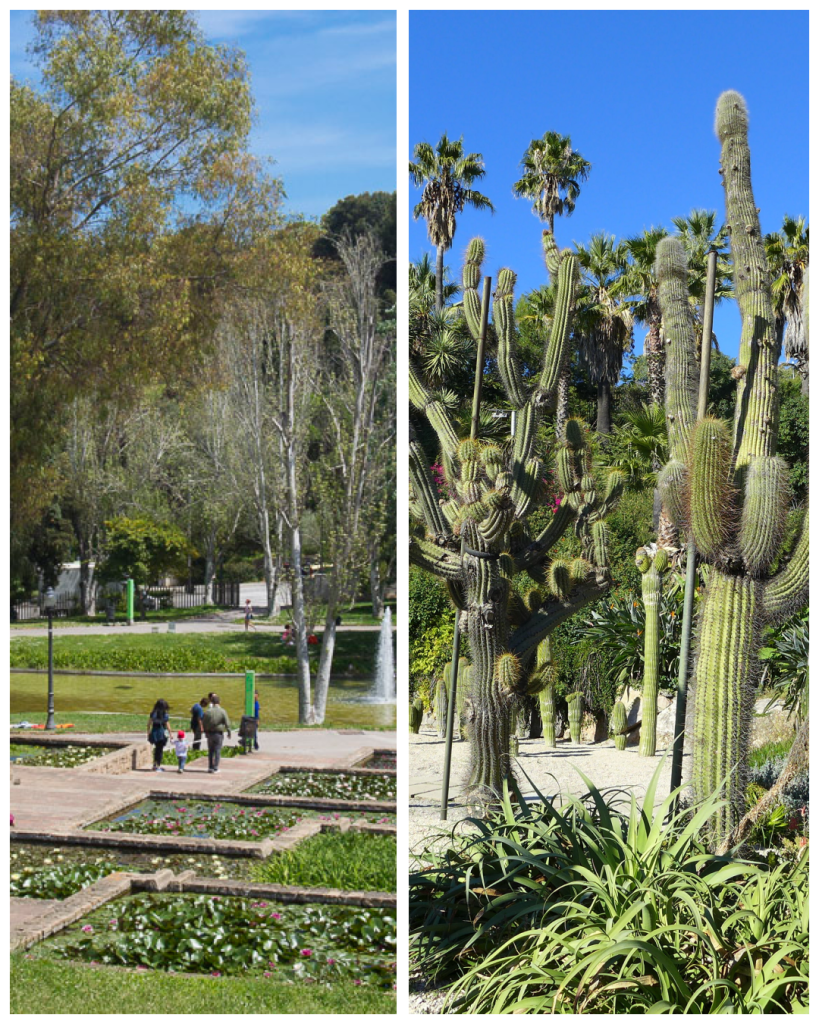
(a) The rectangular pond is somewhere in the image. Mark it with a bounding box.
[250,770,396,803]
[10,743,114,768]
[34,891,396,987]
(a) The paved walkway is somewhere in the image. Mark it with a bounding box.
[10,618,387,638]
[11,729,395,833]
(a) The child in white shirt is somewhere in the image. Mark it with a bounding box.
[174,730,189,773]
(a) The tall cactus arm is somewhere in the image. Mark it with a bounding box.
[762,506,809,624]
[410,538,463,580]
[715,91,780,473]
[409,438,452,541]
[462,237,487,340]
[537,250,579,403]
[409,363,460,460]
[656,237,698,464]
[508,577,609,659]
[514,501,576,571]
[494,269,529,409]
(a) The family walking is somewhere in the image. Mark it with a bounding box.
[147,691,259,773]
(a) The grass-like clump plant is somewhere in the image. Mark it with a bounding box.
[410,764,808,1013]
[252,831,396,893]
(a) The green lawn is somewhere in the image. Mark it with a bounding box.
[252,831,396,892]
[10,630,378,675]
[244,601,397,628]
[11,605,223,629]
[10,956,395,1014]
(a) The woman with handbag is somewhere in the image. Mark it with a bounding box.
[147,698,170,771]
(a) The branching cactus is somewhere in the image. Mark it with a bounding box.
[656,91,809,847]
[636,545,669,757]
[566,691,584,743]
[409,233,622,807]
[611,700,628,751]
[435,675,448,739]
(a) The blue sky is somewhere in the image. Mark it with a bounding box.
[10,9,397,220]
[409,10,809,363]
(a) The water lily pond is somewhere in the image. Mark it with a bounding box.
[87,799,394,840]
[361,751,396,771]
[38,892,396,986]
[250,770,396,803]
[10,743,111,768]
[11,672,395,729]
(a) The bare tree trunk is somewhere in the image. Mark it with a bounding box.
[313,602,339,726]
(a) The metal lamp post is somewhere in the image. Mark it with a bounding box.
[43,586,57,730]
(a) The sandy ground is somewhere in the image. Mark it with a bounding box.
[407,720,692,1013]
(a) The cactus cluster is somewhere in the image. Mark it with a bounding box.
[410,233,622,807]
[636,545,669,757]
[611,700,628,751]
[656,91,809,847]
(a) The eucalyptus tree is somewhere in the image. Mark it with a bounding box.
[765,215,809,392]
[574,233,634,436]
[409,133,493,312]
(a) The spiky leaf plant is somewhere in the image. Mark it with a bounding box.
[656,91,809,848]
[410,234,622,808]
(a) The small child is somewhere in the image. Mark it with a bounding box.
[174,730,189,773]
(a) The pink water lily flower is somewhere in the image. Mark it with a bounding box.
[300,949,312,957]
[81,924,94,933]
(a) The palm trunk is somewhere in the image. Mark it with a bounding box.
[646,318,664,406]
[435,245,445,313]
[596,380,612,435]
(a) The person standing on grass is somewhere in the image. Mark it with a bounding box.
[243,598,255,632]
[190,696,208,750]
[147,699,170,771]
[203,694,232,774]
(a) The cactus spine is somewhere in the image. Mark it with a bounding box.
[410,232,622,810]
[655,92,809,848]
[435,675,448,739]
[637,547,668,757]
[567,691,583,743]
[611,700,628,751]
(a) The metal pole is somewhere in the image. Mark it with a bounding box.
[441,276,491,820]
[670,250,717,797]
[45,610,55,730]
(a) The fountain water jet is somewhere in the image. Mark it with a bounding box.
[370,608,396,703]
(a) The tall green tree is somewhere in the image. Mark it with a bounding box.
[512,131,591,235]
[574,234,633,436]
[409,133,493,312]
[765,214,809,392]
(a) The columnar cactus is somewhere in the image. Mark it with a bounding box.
[566,691,584,743]
[656,91,809,847]
[636,545,669,757]
[409,697,424,734]
[611,700,628,751]
[409,233,622,807]
[531,638,558,748]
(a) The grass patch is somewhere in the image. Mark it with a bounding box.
[748,737,795,768]
[252,831,396,892]
[11,606,223,629]
[10,631,377,675]
[10,955,395,1013]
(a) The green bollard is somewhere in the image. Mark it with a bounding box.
[245,671,255,717]
[126,579,134,626]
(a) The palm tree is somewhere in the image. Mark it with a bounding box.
[409,134,493,313]
[574,233,633,436]
[765,215,809,392]
[622,228,668,406]
[671,210,733,351]
[514,132,591,434]
[513,132,591,234]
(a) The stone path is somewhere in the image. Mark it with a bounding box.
[11,729,395,833]
[10,618,386,638]
[408,721,692,855]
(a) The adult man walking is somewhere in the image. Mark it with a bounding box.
[203,694,232,774]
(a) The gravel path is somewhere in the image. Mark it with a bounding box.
[408,721,692,1013]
